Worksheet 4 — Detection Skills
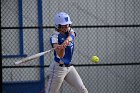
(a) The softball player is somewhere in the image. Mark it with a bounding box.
[45,12,88,93]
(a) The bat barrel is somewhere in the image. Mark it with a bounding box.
[14,48,55,65]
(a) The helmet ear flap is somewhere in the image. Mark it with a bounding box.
[55,24,61,30]
[55,24,61,29]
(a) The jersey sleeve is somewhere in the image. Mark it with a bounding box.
[50,32,59,46]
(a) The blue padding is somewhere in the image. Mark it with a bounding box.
[70,34,75,40]
[2,54,27,58]
[3,81,44,93]
[18,0,24,55]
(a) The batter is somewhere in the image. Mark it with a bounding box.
[46,12,88,93]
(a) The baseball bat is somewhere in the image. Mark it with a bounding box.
[15,48,55,65]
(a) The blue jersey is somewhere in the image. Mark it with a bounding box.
[50,29,75,65]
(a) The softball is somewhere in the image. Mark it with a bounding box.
[91,56,100,63]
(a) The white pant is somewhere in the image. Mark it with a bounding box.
[45,62,88,93]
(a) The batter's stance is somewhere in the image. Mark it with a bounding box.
[45,12,88,93]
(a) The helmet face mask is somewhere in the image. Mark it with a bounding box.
[54,12,72,29]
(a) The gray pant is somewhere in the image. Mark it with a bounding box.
[45,62,88,93]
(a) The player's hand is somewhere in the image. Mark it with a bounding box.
[56,39,69,50]
[62,39,69,47]
[55,45,65,58]
[56,45,65,50]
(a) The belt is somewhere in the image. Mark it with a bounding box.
[59,64,73,67]
[57,62,73,67]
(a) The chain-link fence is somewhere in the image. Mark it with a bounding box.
[1,0,140,93]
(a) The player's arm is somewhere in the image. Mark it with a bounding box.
[53,31,75,58]
[62,30,76,46]
[53,43,65,58]
[67,30,76,42]
[50,33,65,58]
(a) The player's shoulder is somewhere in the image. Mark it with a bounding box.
[50,31,59,38]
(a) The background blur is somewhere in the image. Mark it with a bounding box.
[1,0,140,93]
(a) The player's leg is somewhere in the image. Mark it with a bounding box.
[46,62,67,93]
[64,66,88,93]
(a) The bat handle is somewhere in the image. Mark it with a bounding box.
[15,61,22,65]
